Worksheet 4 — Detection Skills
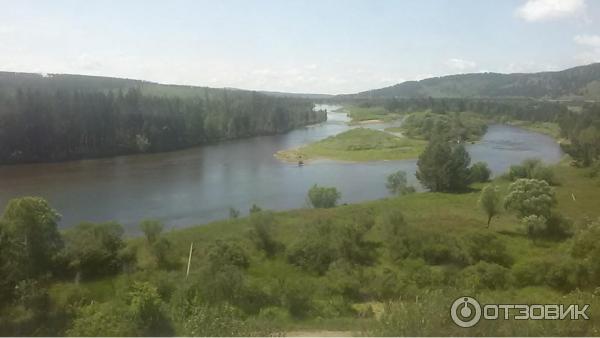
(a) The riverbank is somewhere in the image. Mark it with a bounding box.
[504,120,562,139]
[274,128,428,162]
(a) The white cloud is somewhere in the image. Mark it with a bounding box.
[445,58,477,72]
[574,34,600,48]
[573,35,600,64]
[516,0,585,22]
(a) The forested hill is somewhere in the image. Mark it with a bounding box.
[340,63,600,100]
[0,72,326,164]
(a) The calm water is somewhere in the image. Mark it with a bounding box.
[0,105,563,233]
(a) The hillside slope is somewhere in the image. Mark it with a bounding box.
[341,63,600,100]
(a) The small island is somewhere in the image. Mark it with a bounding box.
[275,128,428,162]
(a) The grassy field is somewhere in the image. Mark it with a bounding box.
[275,128,428,162]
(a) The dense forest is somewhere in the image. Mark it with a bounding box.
[338,63,600,100]
[344,97,569,122]
[0,72,326,164]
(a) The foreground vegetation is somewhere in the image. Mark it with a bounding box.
[275,128,427,162]
[2,157,600,336]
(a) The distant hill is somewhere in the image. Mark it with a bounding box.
[0,71,332,100]
[339,63,600,100]
[258,90,333,99]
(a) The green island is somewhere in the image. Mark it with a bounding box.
[345,105,402,124]
[275,128,428,162]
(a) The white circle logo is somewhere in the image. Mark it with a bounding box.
[451,296,482,328]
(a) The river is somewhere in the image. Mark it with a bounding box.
[0,104,563,233]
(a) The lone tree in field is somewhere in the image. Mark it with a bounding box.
[479,185,502,227]
[386,170,416,196]
[307,184,341,208]
[504,178,556,218]
[416,138,471,192]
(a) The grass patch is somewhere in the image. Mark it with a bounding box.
[345,105,401,124]
[275,128,427,162]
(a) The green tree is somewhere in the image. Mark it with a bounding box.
[386,170,415,195]
[139,219,164,244]
[479,185,502,227]
[229,207,240,219]
[416,138,471,192]
[470,161,491,183]
[61,222,125,281]
[504,179,556,218]
[307,184,341,208]
[447,144,472,191]
[249,204,262,214]
[126,281,173,336]
[1,197,63,278]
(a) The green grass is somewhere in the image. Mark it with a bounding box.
[275,128,428,162]
[344,105,401,124]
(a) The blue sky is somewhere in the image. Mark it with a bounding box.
[1,0,599,94]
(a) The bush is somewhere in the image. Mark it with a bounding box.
[507,158,557,185]
[206,240,250,271]
[470,161,491,183]
[249,212,284,258]
[61,221,125,280]
[280,279,314,319]
[178,301,273,337]
[67,302,137,337]
[307,184,341,208]
[338,222,379,266]
[287,222,337,275]
[386,170,416,195]
[504,178,556,219]
[458,261,512,290]
[464,232,512,267]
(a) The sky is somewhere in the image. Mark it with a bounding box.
[1,0,599,94]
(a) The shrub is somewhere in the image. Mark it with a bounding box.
[249,204,262,214]
[67,301,137,337]
[458,261,512,290]
[178,301,272,337]
[307,184,341,208]
[287,222,337,275]
[61,221,125,280]
[386,170,416,195]
[504,178,556,218]
[249,212,283,258]
[207,240,250,271]
[507,158,557,185]
[464,232,512,267]
[338,222,379,266]
[470,161,491,183]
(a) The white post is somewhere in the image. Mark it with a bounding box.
[186,242,194,279]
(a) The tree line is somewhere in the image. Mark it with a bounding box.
[0,87,326,164]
